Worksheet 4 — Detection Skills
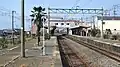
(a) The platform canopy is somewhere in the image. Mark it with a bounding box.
[70,25,91,30]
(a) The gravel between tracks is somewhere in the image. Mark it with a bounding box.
[64,37,120,67]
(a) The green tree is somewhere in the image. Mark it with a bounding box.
[91,28,101,37]
[30,6,45,46]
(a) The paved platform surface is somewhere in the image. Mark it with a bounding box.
[0,39,36,66]
[4,36,62,67]
[72,35,120,44]
[6,56,54,67]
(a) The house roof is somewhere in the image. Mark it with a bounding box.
[97,16,120,20]
[3,29,13,33]
[15,29,21,32]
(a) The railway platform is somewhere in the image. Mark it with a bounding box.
[4,36,62,67]
[72,35,120,45]
[67,35,120,53]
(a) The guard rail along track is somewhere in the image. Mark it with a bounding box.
[65,35,120,62]
[57,36,90,67]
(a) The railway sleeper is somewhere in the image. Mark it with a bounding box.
[67,36,120,62]
[58,37,89,67]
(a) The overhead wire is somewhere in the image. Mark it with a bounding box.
[79,0,92,8]
[0,7,31,31]
[68,0,93,20]
[0,10,30,22]
[66,0,81,20]
[0,6,31,30]
[103,4,120,16]
[72,0,81,8]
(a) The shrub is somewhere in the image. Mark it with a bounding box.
[103,34,109,39]
[111,34,119,40]
[91,28,101,37]
[0,38,8,49]
[45,33,50,40]
[96,33,101,38]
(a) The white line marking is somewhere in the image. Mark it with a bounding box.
[8,46,19,51]
[3,55,20,67]
[25,49,29,52]
[2,53,5,55]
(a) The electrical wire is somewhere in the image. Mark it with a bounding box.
[64,0,81,19]
[72,0,81,8]
[68,0,93,20]
[0,6,31,21]
[103,4,120,16]
[79,0,92,8]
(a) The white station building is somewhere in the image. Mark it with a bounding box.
[50,17,90,35]
[31,16,90,36]
[95,16,120,34]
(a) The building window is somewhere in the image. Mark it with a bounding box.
[67,23,69,25]
[61,23,64,25]
[55,23,58,25]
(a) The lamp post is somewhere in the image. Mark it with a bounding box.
[42,17,45,55]
[21,0,25,57]
[42,14,47,56]
[48,8,50,39]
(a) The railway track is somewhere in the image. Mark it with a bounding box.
[57,36,90,67]
[66,36,120,63]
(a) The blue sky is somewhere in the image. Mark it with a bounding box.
[0,0,119,30]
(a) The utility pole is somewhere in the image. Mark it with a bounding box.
[21,0,25,57]
[101,8,104,38]
[12,11,15,45]
[92,16,95,29]
[113,5,117,18]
